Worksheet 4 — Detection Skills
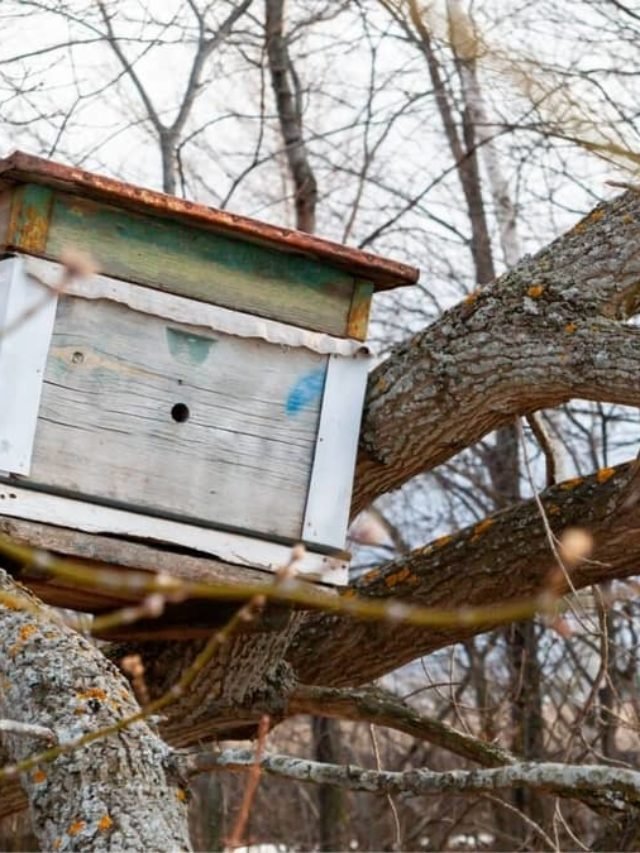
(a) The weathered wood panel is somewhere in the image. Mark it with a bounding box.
[5,184,53,253]
[0,190,14,246]
[42,192,361,337]
[0,517,296,638]
[28,296,327,540]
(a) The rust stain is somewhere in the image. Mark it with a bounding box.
[0,151,420,291]
[596,466,616,483]
[346,281,373,340]
[17,203,48,251]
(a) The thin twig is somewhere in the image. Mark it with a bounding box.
[226,714,270,849]
[0,720,57,744]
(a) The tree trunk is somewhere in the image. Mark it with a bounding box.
[0,570,191,851]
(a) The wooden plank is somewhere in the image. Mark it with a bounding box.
[0,517,296,638]
[28,295,328,541]
[0,515,275,594]
[24,255,366,357]
[0,485,349,583]
[43,192,363,338]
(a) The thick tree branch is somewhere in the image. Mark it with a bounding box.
[291,462,640,685]
[353,190,640,512]
[289,685,515,768]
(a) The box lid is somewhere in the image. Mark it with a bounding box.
[0,151,419,291]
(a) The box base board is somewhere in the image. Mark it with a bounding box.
[0,482,349,585]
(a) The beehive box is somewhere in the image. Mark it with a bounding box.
[0,152,417,620]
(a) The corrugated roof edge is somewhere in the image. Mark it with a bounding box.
[0,151,419,291]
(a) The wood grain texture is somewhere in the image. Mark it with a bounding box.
[346,281,374,339]
[29,295,327,540]
[0,516,273,594]
[44,193,363,337]
[0,517,291,639]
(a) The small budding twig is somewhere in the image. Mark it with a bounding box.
[225,714,271,849]
[0,533,562,633]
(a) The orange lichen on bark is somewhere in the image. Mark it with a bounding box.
[572,207,605,234]
[68,820,86,837]
[32,769,46,784]
[9,623,39,657]
[77,687,107,701]
[560,477,583,490]
[384,567,415,589]
[98,815,113,832]
[464,289,480,306]
[361,568,380,584]
[19,624,37,641]
[565,322,577,334]
[471,518,495,541]
[596,467,616,483]
[176,788,188,802]
[527,284,545,298]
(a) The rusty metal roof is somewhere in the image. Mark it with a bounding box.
[0,151,419,290]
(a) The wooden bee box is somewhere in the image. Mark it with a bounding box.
[0,152,417,625]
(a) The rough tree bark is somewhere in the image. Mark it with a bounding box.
[0,571,191,850]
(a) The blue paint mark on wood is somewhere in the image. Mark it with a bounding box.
[286,368,326,415]
[166,327,216,365]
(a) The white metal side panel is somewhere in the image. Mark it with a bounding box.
[0,257,58,475]
[302,352,370,550]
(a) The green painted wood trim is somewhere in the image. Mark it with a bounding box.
[43,192,368,337]
[347,280,374,341]
[6,184,54,254]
